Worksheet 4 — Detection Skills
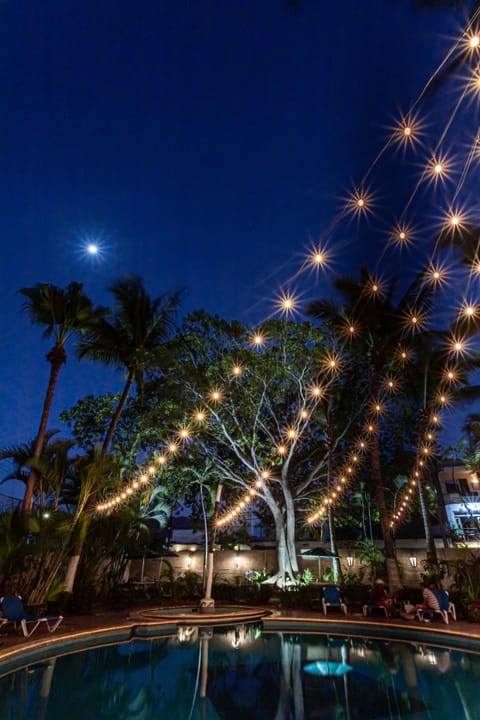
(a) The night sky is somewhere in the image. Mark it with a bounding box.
[0,0,474,494]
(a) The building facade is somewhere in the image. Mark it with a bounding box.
[438,461,480,544]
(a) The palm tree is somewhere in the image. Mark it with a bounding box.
[18,282,100,517]
[77,276,182,454]
[309,267,435,591]
[0,432,76,511]
[63,277,182,594]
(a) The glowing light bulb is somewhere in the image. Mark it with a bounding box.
[252,332,265,347]
[464,305,476,318]
[210,390,222,402]
[232,365,242,376]
[179,428,191,440]
[261,470,271,480]
[403,126,412,137]
[277,444,287,456]
[195,411,206,423]
[310,385,323,397]
[470,35,480,48]
[286,428,297,440]
[87,243,98,254]
[157,454,167,465]
[168,443,179,454]
[434,163,443,174]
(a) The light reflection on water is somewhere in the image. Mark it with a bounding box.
[1,624,479,720]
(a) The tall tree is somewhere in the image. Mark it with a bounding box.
[134,313,366,585]
[18,282,99,517]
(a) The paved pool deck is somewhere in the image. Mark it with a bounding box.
[0,604,479,669]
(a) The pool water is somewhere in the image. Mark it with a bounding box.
[1,626,479,719]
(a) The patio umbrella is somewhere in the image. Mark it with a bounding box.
[297,546,339,580]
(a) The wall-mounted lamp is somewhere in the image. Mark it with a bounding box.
[235,552,240,569]
[187,552,193,569]
[346,556,354,568]
[408,554,417,568]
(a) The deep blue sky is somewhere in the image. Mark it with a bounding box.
[0,0,475,486]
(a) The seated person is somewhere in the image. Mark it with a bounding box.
[401,582,440,620]
[371,578,394,614]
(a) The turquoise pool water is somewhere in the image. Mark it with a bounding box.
[1,625,479,719]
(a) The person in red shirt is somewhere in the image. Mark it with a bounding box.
[371,578,393,615]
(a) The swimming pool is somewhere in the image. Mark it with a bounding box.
[1,623,479,719]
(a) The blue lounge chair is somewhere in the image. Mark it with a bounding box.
[362,589,389,618]
[416,590,456,624]
[322,586,347,616]
[0,595,63,637]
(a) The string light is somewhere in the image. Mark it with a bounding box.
[251,331,266,348]
[276,291,299,317]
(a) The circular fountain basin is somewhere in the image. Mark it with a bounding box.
[133,605,271,625]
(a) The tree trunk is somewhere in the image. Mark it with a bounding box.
[417,474,437,562]
[430,458,451,549]
[200,483,222,611]
[371,434,402,591]
[326,426,341,582]
[328,505,342,583]
[22,346,65,517]
[417,410,438,562]
[102,370,135,453]
[263,498,298,585]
